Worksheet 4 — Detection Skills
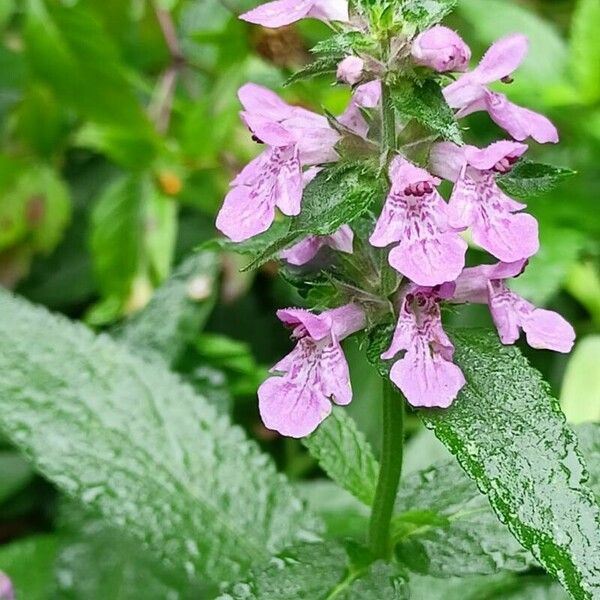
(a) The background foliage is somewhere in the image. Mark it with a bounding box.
[0,0,599,598]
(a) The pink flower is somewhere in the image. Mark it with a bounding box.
[240,0,348,28]
[216,84,339,242]
[369,157,467,287]
[430,141,539,263]
[443,34,559,144]
[338,80,381,138]
[337,56,365,85]
[411,26,471,72]
[258,304,366,437]
[382,284,466,408]
[454,260,576,353]
[0,572,14,600]
[281,225,354,265]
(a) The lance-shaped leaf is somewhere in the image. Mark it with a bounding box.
[420,329,600,600]
[497,161,576,198]
[231,164,385,270]
[393,80,463,145]
[303,407,379,506]
[0,291,319,585]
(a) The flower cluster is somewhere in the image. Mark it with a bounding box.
[217,0,575,437]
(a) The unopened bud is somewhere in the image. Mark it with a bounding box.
[336,56,365,86]
[412,25,471,73]
[187,275,213,301]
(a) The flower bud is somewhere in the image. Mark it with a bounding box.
[411,25,471,73]
[336,56,365,86]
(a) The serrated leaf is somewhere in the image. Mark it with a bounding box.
[302,407,379,506]
[421,329,600,600]
[285,57,339,86]
[497,161,576,198]
[114,251,218,366]
[0,535,58,600]
[237,164,384,270]
[218,543,408,600]
[400,0,458,30]
[0,291,319,585]
[395,460,533,577]
[393,80,462,144]
[571,0,600,103]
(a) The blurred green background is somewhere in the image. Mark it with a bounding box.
[0,0,599,594]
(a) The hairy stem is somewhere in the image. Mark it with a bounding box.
[368,379,404,559]
[381,81,396,158]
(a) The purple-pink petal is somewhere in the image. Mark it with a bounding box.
[471,34,529,84]
[240,0,314,28]
[522,308,576,353]
[216,145,302,242]
[390,350,466,408]
[484,91,559,144]
[0,572,13,600]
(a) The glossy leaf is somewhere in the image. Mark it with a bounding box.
[421,329,600,600]
[0,291,319,585]
[393,80,463,145]
[303,407,379,506]
[497,161,576,199]
[218,543,407,600]
[395,460,532,577]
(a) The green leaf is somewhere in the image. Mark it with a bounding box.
[235,164,384,270]
[0,535,58,600]
[571,0,600,103]
[394,460,532,577]
[0,291,319,585]
[285,57,339,86]
[408,573,568,600]
[54,508,204,599]
[421,329,600,600]
[300,480,370,540]
[576,423,600,503]
[90,175,144,302]
[24,0,154,136]
[0,451,34,504]
[561,337,600,425]
[399,0,458,31]
[114,251,219,366]
[219,542,408,599]
[393,80,462,145]
[302,407,379,506]
[497,161,576,199]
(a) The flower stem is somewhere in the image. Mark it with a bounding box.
[368,378,404,559]
[381,81,396,157]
